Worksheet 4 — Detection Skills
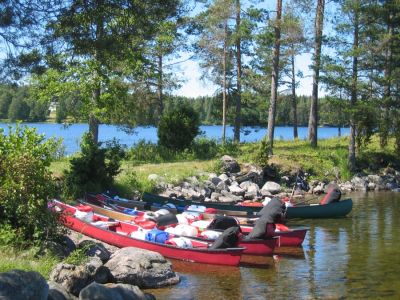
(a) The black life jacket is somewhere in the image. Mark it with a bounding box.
[207,215,239,231]
[209,226,241,249]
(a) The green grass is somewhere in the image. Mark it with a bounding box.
[50,135,400,197]
[0,246,60,279]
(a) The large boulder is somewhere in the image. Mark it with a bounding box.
[47,281,78,300]
[261,181,281,195]
[220,155,240,173]
[0,269,48,300]
[236,164,264,186]
[351,176,368,191]
[49,257,111,296]
[105,247,180,288]
[228,184,245,197]
[79,282,154,300]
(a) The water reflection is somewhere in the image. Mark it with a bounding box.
[147,192,400,299]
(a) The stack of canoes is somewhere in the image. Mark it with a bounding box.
[79,198,308,251]
[53,191,352,266]
[51,200,245,266]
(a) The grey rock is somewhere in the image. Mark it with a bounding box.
[218,173,230,184]
[351,176,368,191]
[220,155,240,173]
[368,182,376,190]
[48,281,78,300]
[261,181,281,194]
[0,269,48,300]
[210,177,222,186]
[367,174,383,185]
[200,187,212,198]
[215,181,229,193]
[77,240,111,263]
[340,181,354,191]
[218,196,237,203]
[220,190,244,201]
[210,192,221,201]
[105,247,179,288]
[239,181,253,191]
[260,189,273,197]
[49,257,110,297]
[79,282,152,300]
[181,181,192,189]
[313,182,325,194]
[228,184,245,196]
[85,257,111,284]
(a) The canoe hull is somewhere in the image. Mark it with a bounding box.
[240,226,307,247]
[142,192,353,219]
[286,199,353,219]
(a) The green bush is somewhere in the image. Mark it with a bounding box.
[63,134,124,199]
[157,105,200,151]
[0,125,62,245]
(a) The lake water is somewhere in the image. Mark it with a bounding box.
[0,123,349,155]
[147,191,400,299]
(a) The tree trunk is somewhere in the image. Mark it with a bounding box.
[291,52,298,139]
[380,10,393,148]
[308,0,325,148]
[348,5,359,172]
[157,53,164,120]
[222,20,228,143]
[89,86,100,144]
[234,0,242,143]
[267,0,282,154]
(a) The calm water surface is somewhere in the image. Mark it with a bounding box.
[147,192,400,299]
[0,123,349,155]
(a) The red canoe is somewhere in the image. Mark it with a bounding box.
[78,200,277,256]
[239,224,307,247]
[51,200,245,266]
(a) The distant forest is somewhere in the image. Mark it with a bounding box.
[0,84,347,127]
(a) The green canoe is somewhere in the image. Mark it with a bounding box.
[141,192,353,219]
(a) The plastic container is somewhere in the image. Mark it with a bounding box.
[130,228,148,240]
[145,229,169,244]
[200,230,222,240]
[173,224,198,237]
[191,220,211,232]
[167,237,193,248]
[186,205,207,212]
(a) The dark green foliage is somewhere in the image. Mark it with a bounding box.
[127,138,240,164]
[158,105,200,151]
[253,138,271,167]
[63,133,124,199]
[0,125,62,245]
[8,96,30,121]
[0,85,13,118]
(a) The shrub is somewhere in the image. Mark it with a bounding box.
[0,125,62,245]
[157,105,200,151]
[63,134,124,199]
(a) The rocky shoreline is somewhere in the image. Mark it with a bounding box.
[148,155,400,204]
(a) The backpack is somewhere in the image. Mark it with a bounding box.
[209,227,241,249]
[207,216,239,231]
